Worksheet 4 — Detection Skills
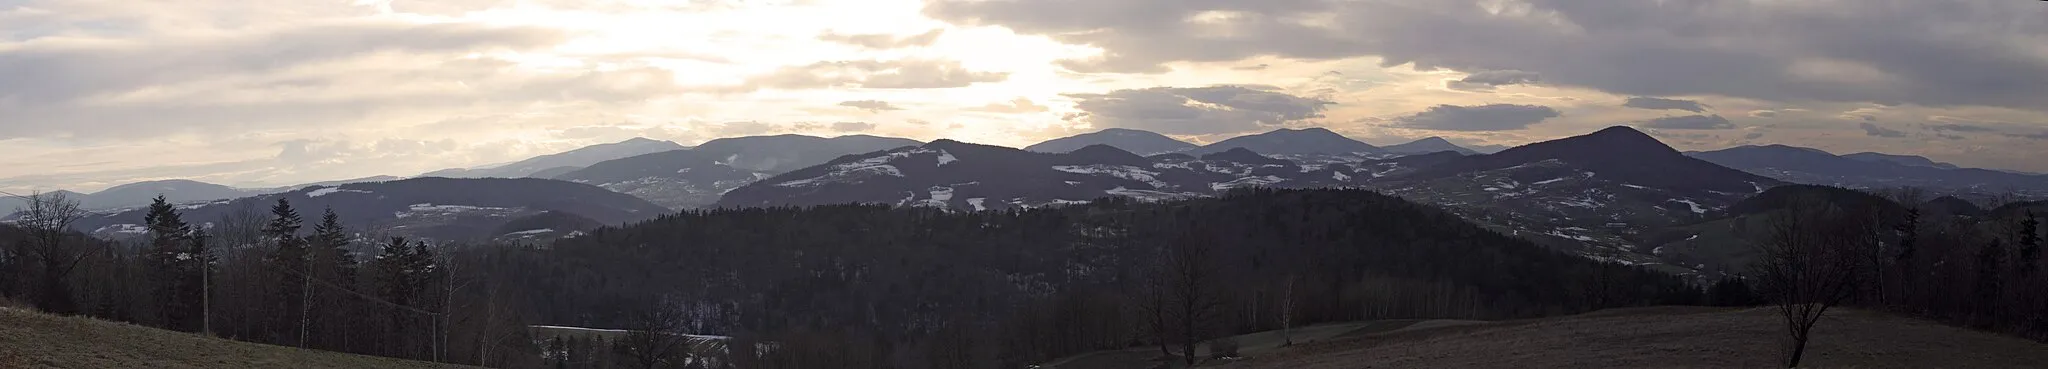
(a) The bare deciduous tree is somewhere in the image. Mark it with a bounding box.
[1165,231,1224,367]
[1753,197,1871,368]
[12,191,93,314]
[621,295,695,369]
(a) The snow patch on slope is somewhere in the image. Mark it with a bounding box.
[308,187,371,197]
[1668,199,1708,214]
[775,148,937,187]
[1053,165,1169,189]
[1210,176,1284,191]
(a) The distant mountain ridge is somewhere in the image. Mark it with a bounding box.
[1023,128,1196,156]
[552,149,765,209]
[1688,144,2048,192]
[1187,128,1384,155]
[1383,137,1481,155]
[424,137,686,179]
[1842,152,1961,170]
[1,180,262,212]
[691,134,923,173]
[1409,126,1777,197]
[72,177,668,242]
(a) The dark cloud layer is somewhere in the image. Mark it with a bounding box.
[1391,104,1562,131]
[1623,97,1709,113]
[1445,70,1540,92]
[1063,85,1331,135]
[1860,122,1909,138]
[0,21,564,104]
[928,0,2048,110]
[1638,114,1734,130]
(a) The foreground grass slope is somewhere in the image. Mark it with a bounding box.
[0,308,469,369]
[1220,307,2048,369]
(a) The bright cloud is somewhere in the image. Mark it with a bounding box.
[2,0,2047,192]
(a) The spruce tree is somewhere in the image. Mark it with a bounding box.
[307,208,356,348]
[1975,239,2005,325]
[142,195,198,331]
[2019,213,2041,277]
[262,198,309,346]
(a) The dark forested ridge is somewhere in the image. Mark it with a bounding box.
[518,188,1698,367]
[72,177,669,242]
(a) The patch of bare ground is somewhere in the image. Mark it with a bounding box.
[0,308,471,369]
[1216,307,2048,369]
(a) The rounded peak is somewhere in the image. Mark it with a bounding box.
[1275,127,1339,135]
[1589,125,1651,137]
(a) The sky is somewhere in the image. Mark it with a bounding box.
[2,0,2046,192]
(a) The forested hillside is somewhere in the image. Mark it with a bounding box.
[518,188,1698,368]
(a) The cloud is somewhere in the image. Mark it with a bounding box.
[1860,123,1909,138]
[831,122,878,132]
[1389,104,1563,131]
[1924,116,2005,134]
[710,121,778,136]
[818,29,945,49]
[1622,97,1709,113]
[925,0,2048,110]
[1839,108,1883,121]
[1063,85,1332,135]
[838,100,902,112]
[2005,131,2048,140]
[1748,110,1780,118]
[1638,115,1735,130]
[0,21,564,105]
[1744,132,1766,140]
[1232,64,1270,71]
[1445,70,1540,92]
[1928,123,1996,133]
[741,59,1008,90]
[971,98,1050,114]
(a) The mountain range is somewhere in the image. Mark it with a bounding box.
[0,180,263,213]
[1022,128,1196,155]
[17,126,2043,271]
[74,177,667,242]
[1382,137,1483,155]
[423,137,686,179]
[1687,145,2048,193]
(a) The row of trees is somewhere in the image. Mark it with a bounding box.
[0,192,542,366]
[1749,186,2046,367]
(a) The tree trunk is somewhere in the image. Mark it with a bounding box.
[1786,336,1809,368]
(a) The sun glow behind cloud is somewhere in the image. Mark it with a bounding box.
[2,0,2046,192]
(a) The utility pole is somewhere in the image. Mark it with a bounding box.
[300,263,313,348]
[202,250,211,337]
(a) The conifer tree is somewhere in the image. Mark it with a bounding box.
[1976,239,2005,324]
[262,198,310,346]
[143,195,200,331]
[2019,213,2041,277]
[307,208,357,348]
